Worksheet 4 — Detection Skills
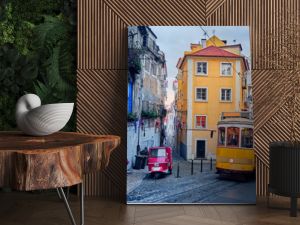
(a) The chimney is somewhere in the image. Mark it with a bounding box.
[201,39,206,48]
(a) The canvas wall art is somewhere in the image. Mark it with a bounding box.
[127,26,255,204]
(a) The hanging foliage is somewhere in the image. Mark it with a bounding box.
[128,48,142,80]
[0,0,77,131]
[33,15,76,103]
[0,44,38,130]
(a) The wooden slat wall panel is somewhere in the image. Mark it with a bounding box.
[256,158,269,196]
[104,0,206,26]
[77,0,300,200]
[77,69,127,201]
[206,0,226,18]
[207,0,299,70]
[77,0,127,69]
[207,0,300,196]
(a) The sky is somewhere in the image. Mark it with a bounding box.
[150,26,251,109]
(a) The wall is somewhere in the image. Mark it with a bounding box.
[127,121,160,169]
[127,124,138,169]
[77,0,300,200]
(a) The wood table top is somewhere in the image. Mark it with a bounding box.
[0,131,121,191]
[0,131,119,152]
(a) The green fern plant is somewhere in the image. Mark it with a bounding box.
[0,44,37,130]
[32,15,76,130]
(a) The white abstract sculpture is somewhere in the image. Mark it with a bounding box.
[16,94,74,136]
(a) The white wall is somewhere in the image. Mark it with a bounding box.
[140,124,160,150]
[127,123,138,169]
[127,121,160,169]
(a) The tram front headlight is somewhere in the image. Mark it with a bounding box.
[229,158,234,163]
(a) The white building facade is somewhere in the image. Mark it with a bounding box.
[127,26,167,169]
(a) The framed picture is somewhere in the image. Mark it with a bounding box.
[127,26,255,204]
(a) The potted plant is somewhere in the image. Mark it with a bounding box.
[127,112,138,122]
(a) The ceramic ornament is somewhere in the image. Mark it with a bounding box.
[16,94,74,136]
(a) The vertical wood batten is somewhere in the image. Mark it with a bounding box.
[77,0,127,70]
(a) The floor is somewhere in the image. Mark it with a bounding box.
[0,192,300,225]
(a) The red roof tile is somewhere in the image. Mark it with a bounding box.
[178,45,249,70]
[188,45,242,58]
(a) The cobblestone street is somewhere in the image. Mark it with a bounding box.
[127,154,255,203]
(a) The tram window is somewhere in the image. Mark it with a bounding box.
[241,128,253,148]
[227,127,240,147]
[218,127,225,146]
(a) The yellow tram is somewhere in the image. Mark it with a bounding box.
[216,112,255,175]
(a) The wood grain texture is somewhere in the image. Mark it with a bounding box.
[1,192,300,225]
[0,132,120,191]
[77,0,300,199]
[77,69,127,199]
[77,0,127,70]
[206,0,300,196]
[104,0,206,26]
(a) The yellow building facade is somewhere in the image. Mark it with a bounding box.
[176,36,249,160]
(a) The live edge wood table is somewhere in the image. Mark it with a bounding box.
[0,131,120,225]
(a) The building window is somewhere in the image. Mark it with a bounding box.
[148,38,154,50]
[128,33,134,48]
[218,127,226,146]
[220,88,232,101]
[145,57,150,71]
[195,87,208,101]
[151,63,156,76]
[227,127,240,147]
[221,62,232,76]
[143,35,148,47]
[196,62,207,75]
[195,115,207,129]
[150,148,166,157]
[241,128,253,148]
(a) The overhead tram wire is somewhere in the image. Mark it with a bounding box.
[199,26,251,60]
[199,26,249,78]
[199,26,241,78]
[177,27,249,104]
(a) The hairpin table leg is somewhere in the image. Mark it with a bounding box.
[56,183,84,225]
[80,182,84,225]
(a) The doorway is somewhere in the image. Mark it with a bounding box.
[196,140,206,158]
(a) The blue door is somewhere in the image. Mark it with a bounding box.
[128,81,133,113]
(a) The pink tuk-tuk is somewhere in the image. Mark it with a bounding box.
[147,146,173,178]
